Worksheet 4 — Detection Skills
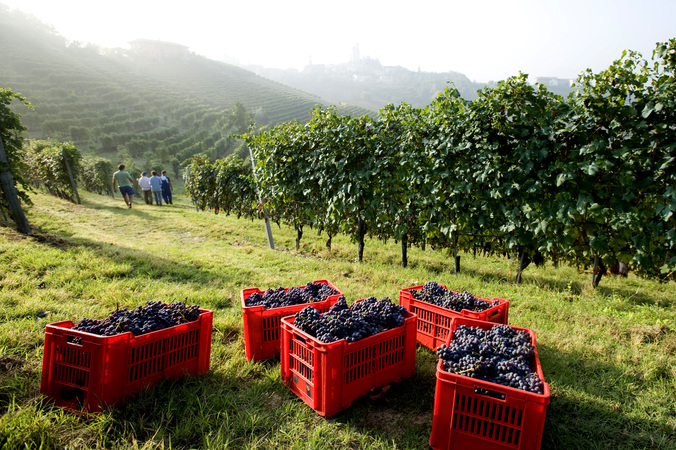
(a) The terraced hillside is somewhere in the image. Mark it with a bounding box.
[0,6,373,163]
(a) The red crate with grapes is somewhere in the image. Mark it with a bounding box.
[280,297,417,418]
[241,280,343,361]
[40,303,213,413]
[429,317,550,450]
[399,282,509,351]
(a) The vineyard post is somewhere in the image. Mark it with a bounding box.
[104,165,114,197]
[63,154,81,204]
[0,136,31,234]
[248,146,274,250]
[184,166,200,211]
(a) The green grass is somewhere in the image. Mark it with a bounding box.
[1,188,675,449]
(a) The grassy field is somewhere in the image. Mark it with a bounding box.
[1,187,675,449]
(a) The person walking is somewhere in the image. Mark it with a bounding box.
[138,171,152,205]
[112,164,135,209]
[160,170,173,205]
[149,170,162,205]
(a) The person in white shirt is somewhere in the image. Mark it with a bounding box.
[138,172,152,205]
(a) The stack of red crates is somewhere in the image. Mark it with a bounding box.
[279,299,417,418]
[429,317,550,450]
[240,279,343,361]
[40,308,213,413]
[399,283,509,351]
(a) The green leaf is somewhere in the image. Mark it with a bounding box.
[556,172,574,186]
[641,103,654,118]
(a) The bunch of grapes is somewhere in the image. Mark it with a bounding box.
[436,324,545,394]
[72,301,201,337]
[411,281,499,313]
[244,281,339,309]
[293,296,408,343]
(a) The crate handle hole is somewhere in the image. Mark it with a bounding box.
[474,386,506,400]
[58,387,85,404]
[66,336,83,346]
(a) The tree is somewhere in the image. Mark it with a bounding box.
[0,88,32,234]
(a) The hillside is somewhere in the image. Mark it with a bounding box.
[0,6,373,164]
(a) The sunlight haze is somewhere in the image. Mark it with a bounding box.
[2,0,675,82]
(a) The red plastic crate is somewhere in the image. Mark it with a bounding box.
[429,317,550,450]
[399,284,509,351]
[40,308,213,413]
[241,279,343,361]
[279,303,417,418]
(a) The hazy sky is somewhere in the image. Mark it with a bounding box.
[3,0,675,82]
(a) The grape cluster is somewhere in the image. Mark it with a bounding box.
[72,301,201,337]
[293,296,407,343]
[244,281,338,309]
[436,324,545,394]
[410,281,499,312]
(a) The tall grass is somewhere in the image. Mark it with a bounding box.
[0,189,674,449]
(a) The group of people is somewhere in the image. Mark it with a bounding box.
[112,164,173,208]
[138,170,173,206]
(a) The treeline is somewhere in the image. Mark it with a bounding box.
[186,40,676,286]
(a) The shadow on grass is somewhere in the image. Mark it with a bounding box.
[96,347,439,449]
[538,343,676,450]
[408,253,674,309]
[408,256,590,295]
[329,346,439,448]
[23,223,255,303]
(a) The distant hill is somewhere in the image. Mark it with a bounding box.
[248,59,485,111]
[0,5,374,166]
[246,58,576,112]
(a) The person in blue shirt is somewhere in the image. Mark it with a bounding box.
[160,170,173,205]
[138,171,152,205]
[149,170,163,205]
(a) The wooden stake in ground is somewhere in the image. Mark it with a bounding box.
[63,155,81,204]
[248,146,274,250]
[0,136,31,234]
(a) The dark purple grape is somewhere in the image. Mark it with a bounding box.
[293,296,407,344]
[72,301,201,337]
[436,324,545,394]
[244,282,338,309]
[410,281,499,313]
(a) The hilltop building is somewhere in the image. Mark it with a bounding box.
[534,76,574,88]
